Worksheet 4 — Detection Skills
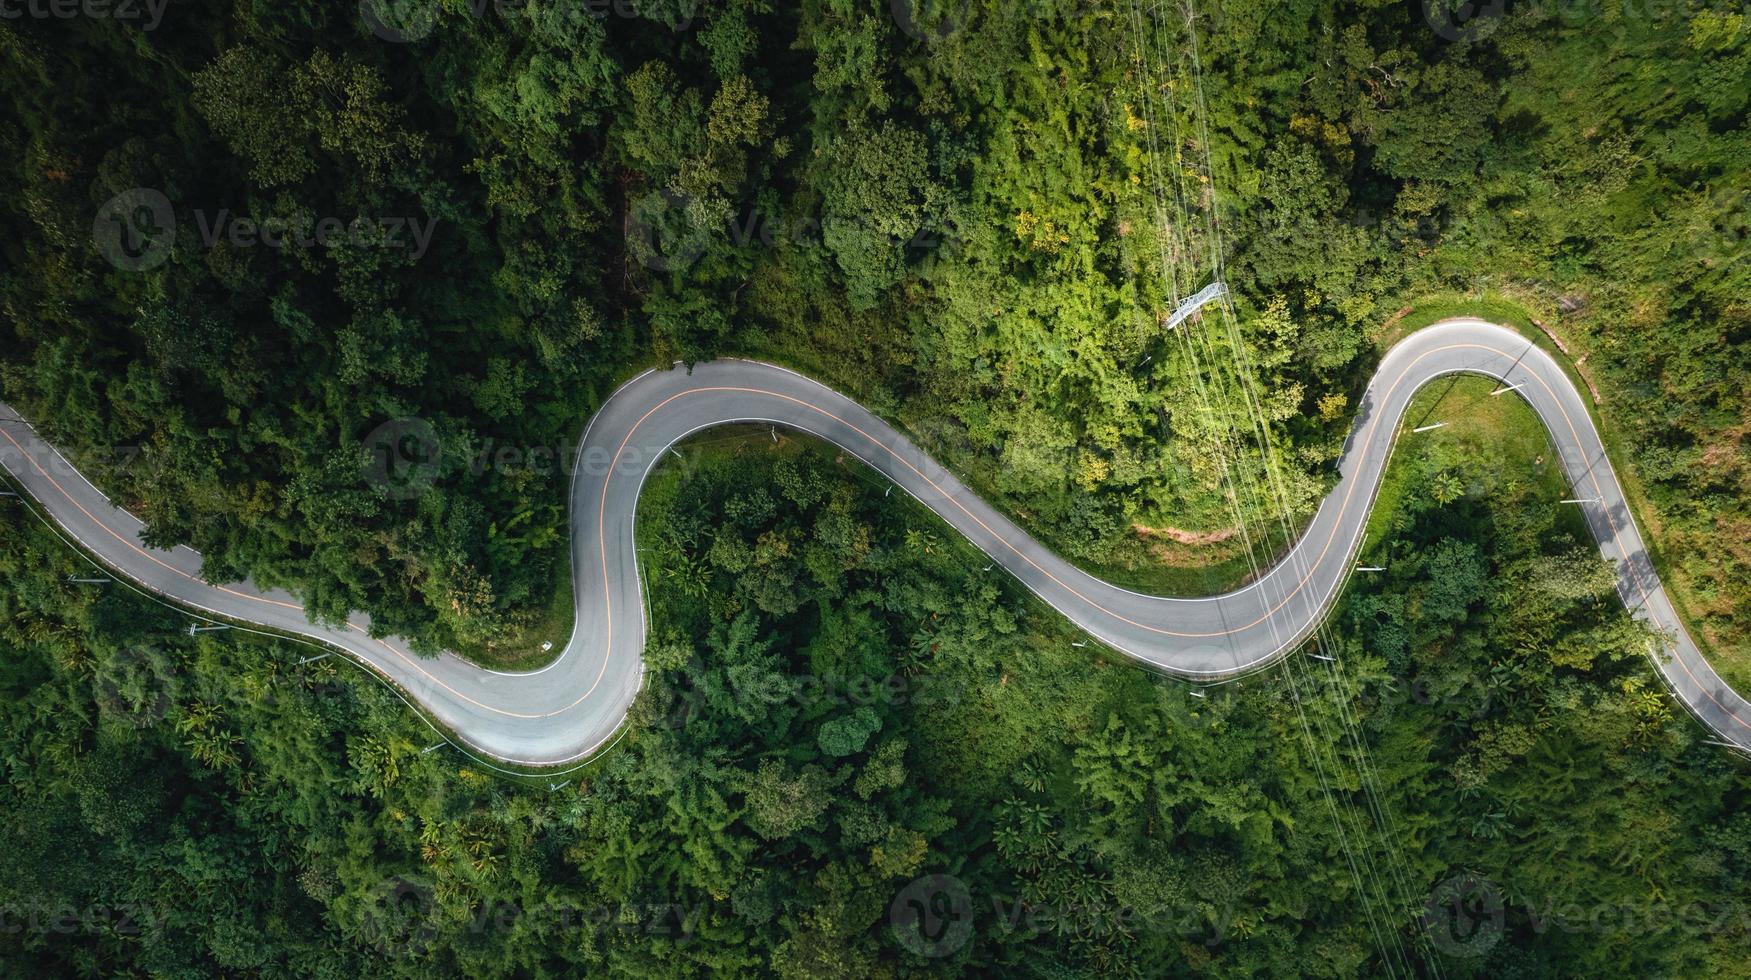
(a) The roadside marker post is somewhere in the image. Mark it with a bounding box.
[14,320,1751,774]
[1490,383,1524,396]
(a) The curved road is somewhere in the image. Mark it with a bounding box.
[2,318,1747,767]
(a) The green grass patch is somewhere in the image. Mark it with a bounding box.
[1382,290,1745,690]
[1071,524,1296,596]
[452,569,575,671]
[1359,373,1573,559]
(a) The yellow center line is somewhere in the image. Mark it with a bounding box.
[5,335,1743,739]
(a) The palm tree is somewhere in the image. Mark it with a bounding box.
[1431,471,1465,505]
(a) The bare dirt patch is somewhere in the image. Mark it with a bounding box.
[1132,523,1238,546]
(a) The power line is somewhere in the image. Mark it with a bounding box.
[1139,3,1438,970]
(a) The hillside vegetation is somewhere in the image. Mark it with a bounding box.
[1,2,1749,974]
[2,1,1743,668]
[2,386,1749,974]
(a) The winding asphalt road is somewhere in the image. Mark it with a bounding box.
[2,318,1747,767]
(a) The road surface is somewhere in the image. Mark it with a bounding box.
[2,318,1746,767]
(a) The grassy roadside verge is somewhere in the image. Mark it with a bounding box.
[504,290,1736,686]
[8,353,1720,785]
[719,336,1305,598]
[1358,373,1578,560]
[21,292,1740,701]
[731,288,1744,694]
[1378,290,1748,692]
[451,571,575,671]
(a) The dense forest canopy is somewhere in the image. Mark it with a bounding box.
[1,0,1749,975]
[2,0,1745,666]
[3,402,1750,975]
